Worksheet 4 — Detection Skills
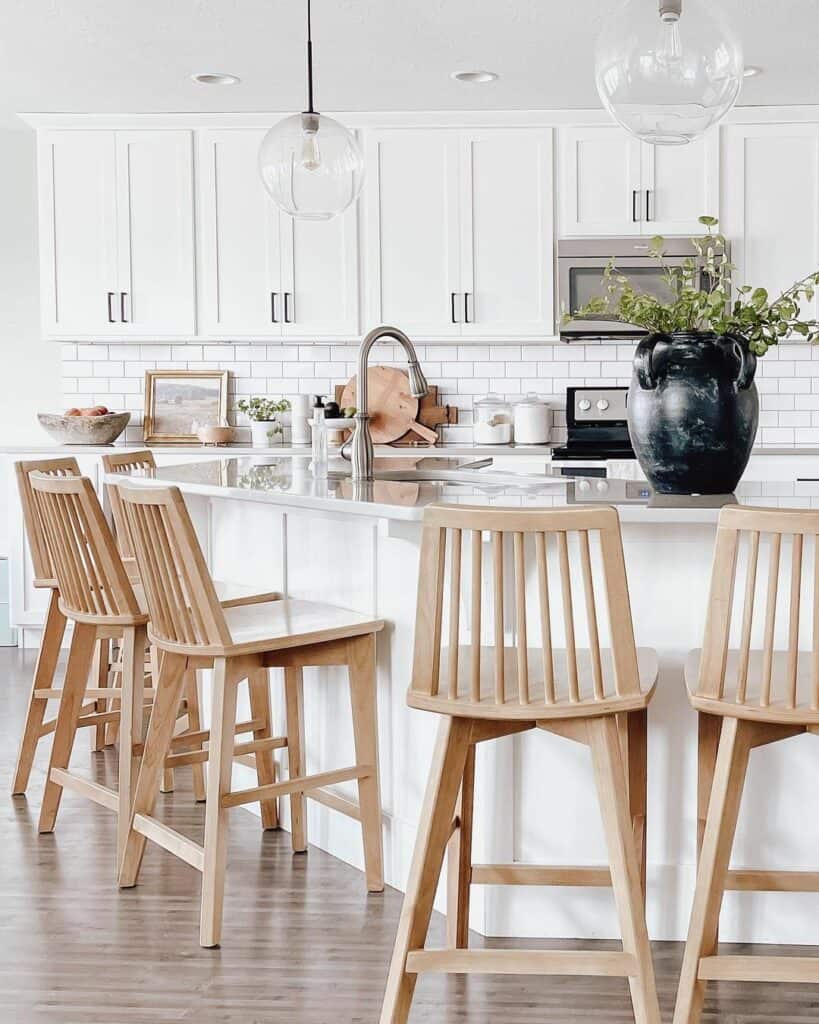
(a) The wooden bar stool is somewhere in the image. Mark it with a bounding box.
[11,457,118,795]
[101,448,281,803]
[675,505,819,1023]
[381,504,660,1024]
[114,481,385,948]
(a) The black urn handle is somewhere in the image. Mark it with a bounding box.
[719,334,757,392]
[633,334,672,390]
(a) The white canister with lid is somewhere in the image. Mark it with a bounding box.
[473,394,513,445]
[513,393,551,444]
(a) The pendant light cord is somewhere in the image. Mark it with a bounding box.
[306,0,315,113]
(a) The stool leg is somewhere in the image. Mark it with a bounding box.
[247,668,278,830]
[184,670,207,802]
[91,637,111,752]
[446,743,475,949]
[104,641,121,747]
[118,652,189,886]
[200,657,239,949]
[347,634,384,893]
[12,589,67,795]
[673,716,751,1024]
[380,716,472,1024]
[117,625,147,867]
[627,709,648,906]
[152,648,175,795]
[38,622,97,833]
[589,715,660,1024]
[284,666,307,853]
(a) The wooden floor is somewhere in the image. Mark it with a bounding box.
[3,648,819,1022]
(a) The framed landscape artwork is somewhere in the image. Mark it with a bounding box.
[143,370,229,444]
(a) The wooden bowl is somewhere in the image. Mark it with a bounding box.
[38,411,131,446]
[197,425,235,446]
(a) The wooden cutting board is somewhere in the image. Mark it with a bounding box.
[339,367,419,444]
[335,374,459,446]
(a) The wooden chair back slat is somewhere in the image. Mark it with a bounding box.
[30,473,142,623]
[470,530,482,702]
[696,505,819,717]
[410,504,642,713]
[101,450,156,560]
[116,483,232,648]
[15,457,81,585]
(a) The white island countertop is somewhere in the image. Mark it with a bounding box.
[107,450,819,525]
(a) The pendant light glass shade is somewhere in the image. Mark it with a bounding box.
[594,0,743,145]
[259,112,365,221]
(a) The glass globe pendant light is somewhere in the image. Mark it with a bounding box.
[595,0,743,145]
[259,0,364,220]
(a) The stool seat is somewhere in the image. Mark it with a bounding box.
[686,648,819,725]
[408,646,658,719]
[150,598,383,658]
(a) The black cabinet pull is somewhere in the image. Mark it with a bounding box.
[106,292,115,323]
[284,292,293,323]
[632,189,640,223]
[450,292,459,324]
[119,292,128,323]
[464,292,471,324]
[271,292,279,323]
[645,189,652,222]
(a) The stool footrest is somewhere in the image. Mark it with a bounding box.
[221,764,372,809]
[164,735,288,769]
[471,864,612,888]
[132,813,205,872]
[699,955,819,984]
[50,768,118,812]
[405,949,636,977]
[306,786,361,822]
[726,869,819,892]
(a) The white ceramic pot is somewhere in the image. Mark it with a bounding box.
[250,420,282,448]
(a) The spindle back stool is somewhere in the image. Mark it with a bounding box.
[114,481,385,948]
[381,503,660,1024]
[676,505,819,1023]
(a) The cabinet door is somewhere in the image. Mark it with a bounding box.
[38,131,120,337]
[558,126,642,236]
[115,131,196,336]
[279,203,359,338]
[364,129,461,336]
[722,125,819,322]
[641,131,719,235]
[198,130,283,338]
[460,129,554,338]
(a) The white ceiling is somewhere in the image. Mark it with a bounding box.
[0,0,815,119]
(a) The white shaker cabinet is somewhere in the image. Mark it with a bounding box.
[558,124,718,237]
[198,129,359,340]
[365,127,554,339]
[38,130,196,339]
[722,124,819,320]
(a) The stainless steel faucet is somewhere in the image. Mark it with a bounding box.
[344,325,429,482]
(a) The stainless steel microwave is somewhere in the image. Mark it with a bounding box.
[558,236,729,341]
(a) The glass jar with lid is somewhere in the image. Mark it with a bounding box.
[513,393,551,445]
[473,394,513,445]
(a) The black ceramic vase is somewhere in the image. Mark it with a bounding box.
[627,331,759,495]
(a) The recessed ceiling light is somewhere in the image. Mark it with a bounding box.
[191,72,241,86]
[451,70,499,84]
[743,65,763,78]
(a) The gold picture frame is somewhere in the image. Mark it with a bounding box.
[143,370,229,444]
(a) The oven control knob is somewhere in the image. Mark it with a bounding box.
[577,479,591,493]
[578,399,591,411]
[596,399,610,411]
[595,480,609,494]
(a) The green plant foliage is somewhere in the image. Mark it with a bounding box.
[567,216,819,356]
[236,396,291,422]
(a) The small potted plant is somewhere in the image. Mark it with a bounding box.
[569,216,819,494]
[237,396,291,449]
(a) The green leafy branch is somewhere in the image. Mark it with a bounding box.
[237,396,291,422]
[566,216,819,356]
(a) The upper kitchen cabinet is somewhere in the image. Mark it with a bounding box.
[38,130,196,339]
[721,124,819,319]
[364,127,554,339]
[198,129,359,340]
[558,125,718,237]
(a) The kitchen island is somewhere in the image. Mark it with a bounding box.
[106,452,819,946]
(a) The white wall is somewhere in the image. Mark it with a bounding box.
[0,117,62,554]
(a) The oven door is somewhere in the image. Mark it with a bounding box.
[558,255,707,340]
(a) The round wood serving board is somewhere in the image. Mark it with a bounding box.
[340,366,419,444]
